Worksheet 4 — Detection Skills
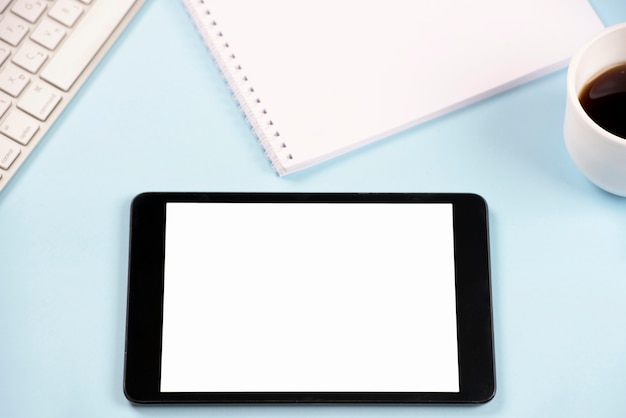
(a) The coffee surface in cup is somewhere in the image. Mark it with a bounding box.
[579,62,626,139]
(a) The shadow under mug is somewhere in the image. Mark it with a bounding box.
[564,22,626,196]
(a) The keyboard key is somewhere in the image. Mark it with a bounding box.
[0,42,10,66]
[0,0,12,13]
[13,41,48,73]
[12,0,48,23]
[0,134,21,169]
[0,65,30,97]
[0,111,39,145]
[48,0,83,27]
[18,81,62,121]
[30,18,66,50]
[0,13,30,46]
[41,0,137,92]
[0,92,11,118]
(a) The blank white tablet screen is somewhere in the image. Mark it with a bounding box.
[160,202,459,393]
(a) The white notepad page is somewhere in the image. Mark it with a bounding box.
[182,0,604,174]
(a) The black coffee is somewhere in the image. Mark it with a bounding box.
[579,62,626,139]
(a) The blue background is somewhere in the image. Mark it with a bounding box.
[1,1,626,416]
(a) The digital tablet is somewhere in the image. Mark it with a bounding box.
[124,192,495,404]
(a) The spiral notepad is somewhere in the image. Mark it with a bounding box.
[181,0,604,175]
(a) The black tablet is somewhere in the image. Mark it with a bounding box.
[124,192,495,404]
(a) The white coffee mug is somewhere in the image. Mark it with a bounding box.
[564,22,626,196]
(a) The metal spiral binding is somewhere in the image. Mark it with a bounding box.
[182,0,293,174]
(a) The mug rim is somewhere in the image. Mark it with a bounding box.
[567,21,626,146]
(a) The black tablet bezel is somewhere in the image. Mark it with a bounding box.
[124,192,495,404]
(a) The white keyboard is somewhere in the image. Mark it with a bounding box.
[0,0,144,193]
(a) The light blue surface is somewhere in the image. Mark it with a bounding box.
[2,1,626,416]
